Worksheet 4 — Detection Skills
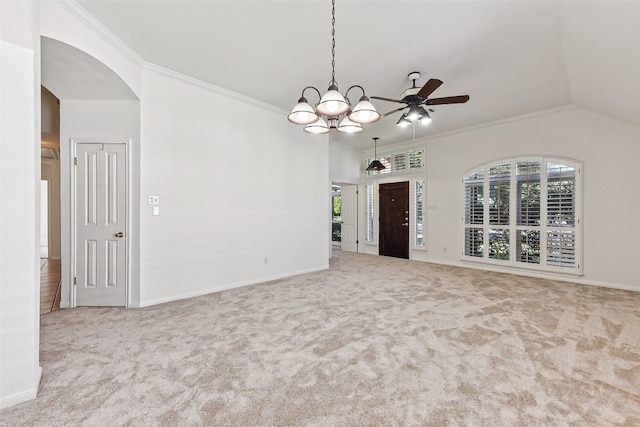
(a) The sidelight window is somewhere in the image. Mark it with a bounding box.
[414,179,425,248]
[366,184,375,243]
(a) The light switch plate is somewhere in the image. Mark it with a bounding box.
[149,195,159,205]
[152,206,160,216]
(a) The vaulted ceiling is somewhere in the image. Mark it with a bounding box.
[74,0,640,150]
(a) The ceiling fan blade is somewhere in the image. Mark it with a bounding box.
[426,95,470,105]
[382,106,408,117]
[371,96,405,104]
[417,79,443,99]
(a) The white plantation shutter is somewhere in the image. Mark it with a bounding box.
[489,163,510,225]
[464,170,484,225]
[366,184,374,242]
[546,162,577,268]
[516,161,542,264]
[414,179,425,248]
[379,156,392,174]
[465,227,483,258]
[409,149,424,170]
[547,230,576,267]
[366,148,425,176]
[463,157,581,274]
[393,153,407,172]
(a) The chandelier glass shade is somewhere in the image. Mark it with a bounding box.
[288,0,380,133]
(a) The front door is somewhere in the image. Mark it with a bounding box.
[379,181,409,259]
[75,142,127,306]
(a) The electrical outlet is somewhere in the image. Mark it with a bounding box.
[149,195,159,205]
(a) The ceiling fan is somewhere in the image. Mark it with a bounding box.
[372,72,469,127]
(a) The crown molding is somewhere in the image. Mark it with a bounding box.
[143,63,287,115]
[54,0,145,68]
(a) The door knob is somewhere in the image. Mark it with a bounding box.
[401,223,409,227]
[115,232,125,238]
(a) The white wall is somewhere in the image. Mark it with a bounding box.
[329,141,362,184]
[357,107,640,291]
[138,68,329,306]
[59,99,141,307]
[0,1,41,409]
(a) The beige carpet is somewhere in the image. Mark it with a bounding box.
[2,251,639,426]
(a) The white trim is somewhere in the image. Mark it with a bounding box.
[133,265,329,308]
[144,63,287,114]
[0,367,41,410]
[54,0,145,68]
[413,258,638,292]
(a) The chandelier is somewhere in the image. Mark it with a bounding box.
[287,0,380,134]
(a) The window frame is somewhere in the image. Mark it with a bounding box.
[462,156,582,276]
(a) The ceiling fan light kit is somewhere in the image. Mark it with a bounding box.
[374,71,469,128]
[288,0,380,134]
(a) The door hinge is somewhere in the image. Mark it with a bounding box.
[356,240,359,244]
[74,157,78,166]
[73,277,77,285]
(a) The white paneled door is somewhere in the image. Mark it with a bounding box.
[75,142,127,306]
[341,184,358,253]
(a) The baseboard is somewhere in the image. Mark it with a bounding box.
[411,257,639,293]
[135,265,329,308]
[0,366,41,410]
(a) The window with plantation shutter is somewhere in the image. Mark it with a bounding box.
[393,153,407,172]
[463,157,581,274]
[366,184,375,243]
[409,150,424,170]
[464,170,484,224]
[414,179,425,248]
[366,148,424,176]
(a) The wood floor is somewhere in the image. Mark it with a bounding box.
[40,258,62,316]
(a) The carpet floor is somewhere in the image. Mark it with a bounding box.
[2,251,639,426]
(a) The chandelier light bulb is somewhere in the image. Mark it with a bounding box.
[304,117,330,134]
[349,96,381,124]
[316,85,350,116]
[337,116,364,134]
[287,98,319,125]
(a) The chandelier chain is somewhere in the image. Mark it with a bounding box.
[331,0,336,85]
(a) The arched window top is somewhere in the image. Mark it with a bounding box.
[463,156,582,275]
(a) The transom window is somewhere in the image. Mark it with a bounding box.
[463,157,581,274]
[366,148,424,176]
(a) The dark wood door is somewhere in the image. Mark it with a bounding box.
[379,181,409,259]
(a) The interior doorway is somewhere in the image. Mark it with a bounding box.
[339,184,358,253]
[40,180,49,258]
[379,181,409,259]
[331,184,341,245]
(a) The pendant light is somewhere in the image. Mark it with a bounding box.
[288,0,380,133]
[366,137,386,171]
